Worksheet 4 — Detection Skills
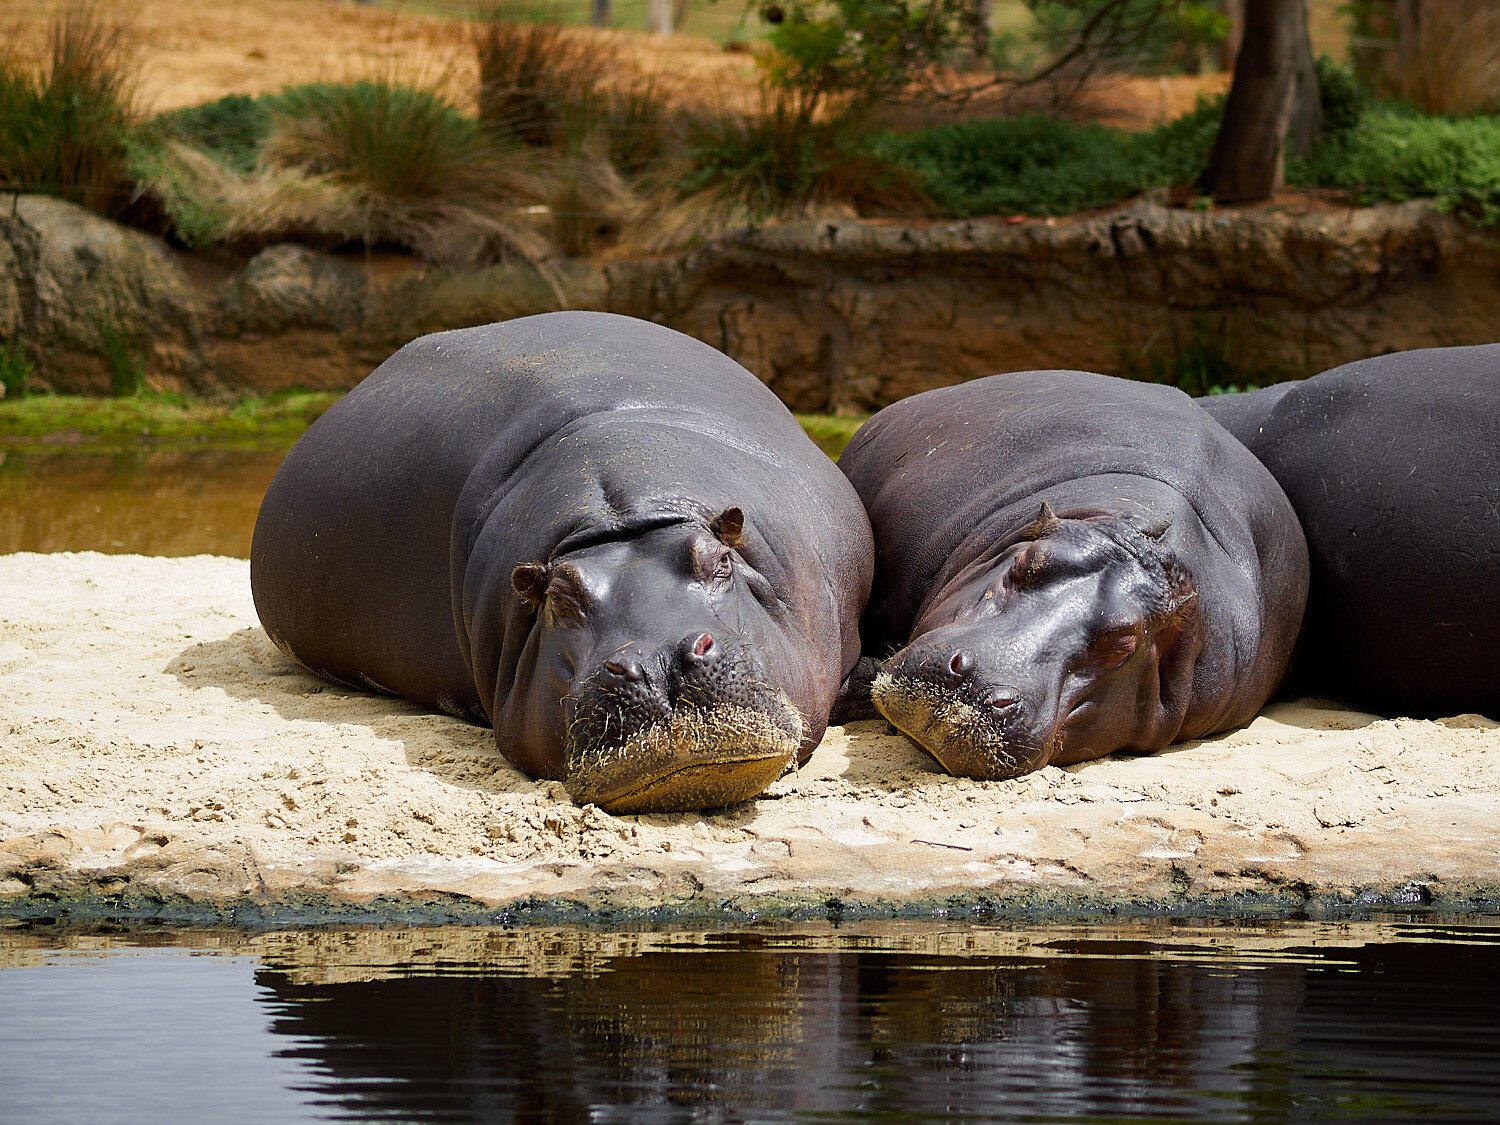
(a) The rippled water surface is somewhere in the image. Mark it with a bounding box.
[2,919,1498,1123]
[0,446,287,557]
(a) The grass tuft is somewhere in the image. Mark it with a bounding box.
[259,80,555,265]
[0,2,140,217]
[1392,0,1500,117]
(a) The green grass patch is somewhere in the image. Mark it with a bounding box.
[0,4,141,218]
[0,394,862,460]
[0,391,341,451]
[154,93,271,174]
[795,412,866,458]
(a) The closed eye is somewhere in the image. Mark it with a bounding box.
[1090,628,1140,668]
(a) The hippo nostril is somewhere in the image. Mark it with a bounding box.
[684,632,718,665]
[986,694,1020,713]
[948,650,974,679]
[604,659,644,682]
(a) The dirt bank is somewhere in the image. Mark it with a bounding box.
[1,552,1496,922]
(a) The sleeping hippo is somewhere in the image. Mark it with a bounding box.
[838,371,1308,780]
[1202,346,1500,715]
[251,312,874,813]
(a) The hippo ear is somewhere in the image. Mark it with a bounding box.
[1140,514,1172,541]
[1018,500,1061,542]
[710,505,745,549]
[511,563,550,609]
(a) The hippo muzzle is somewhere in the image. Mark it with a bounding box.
[562,631,803,813]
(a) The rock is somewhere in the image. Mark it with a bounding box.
[615,200,1493,412]
[220,243,367,335]
[4,195,1500,411]
[0,234,20,343]
[0,195,209,393]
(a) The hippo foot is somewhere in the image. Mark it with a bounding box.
[563,700,802,814]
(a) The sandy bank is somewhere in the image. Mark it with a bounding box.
[1,552,1497,923]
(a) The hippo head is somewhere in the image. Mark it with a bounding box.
[873,502,1201,780]
[507,507,804,814]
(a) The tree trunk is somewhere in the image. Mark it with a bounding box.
[1287,1,1321,159]
[1219,0,1244,72]
[647,0,673,34]
[1198,0,1309,202]
[971,0,992,66]
[591,0,611,27]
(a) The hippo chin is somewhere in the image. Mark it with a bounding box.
[252,312,873,814]
[871,505,1200,780]
[840,370,1307,781]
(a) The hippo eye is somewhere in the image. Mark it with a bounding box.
[712,553,733,582]
[1090,628,1140,668]
[545,576,588,628]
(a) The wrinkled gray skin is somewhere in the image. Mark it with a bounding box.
[838,371,1308,781]
[1204,346,1500,716]
[252,312,873,813]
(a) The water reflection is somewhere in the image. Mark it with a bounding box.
[0,445,287,557]
[3,922,1497,1123]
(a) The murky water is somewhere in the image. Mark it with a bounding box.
[0,445,287,557]
[2,919,1498,1124]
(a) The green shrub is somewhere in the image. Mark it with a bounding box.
[1292,107,1500,224]
[0,3,140,217]
[874,97,1221,218]
[100,322,145,396]
[154,94,271,173]
[676,95,928,222]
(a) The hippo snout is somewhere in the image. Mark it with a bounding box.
[872,646,1054,781]
[563,634,803,814]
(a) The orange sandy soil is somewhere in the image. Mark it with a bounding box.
[0,0,1231,128]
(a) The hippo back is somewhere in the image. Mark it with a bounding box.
[1198,381,1301,449]
[1238,345,1500,714]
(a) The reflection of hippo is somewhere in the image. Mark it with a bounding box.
[1203,347,1500,715]
[838,371,1308,780]
[251,312,873,813]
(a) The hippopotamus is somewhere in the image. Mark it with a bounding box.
[251,312,874,814]
[837,371,1308,780]
[1202,346,1500,716]
[1197,381,1301,449]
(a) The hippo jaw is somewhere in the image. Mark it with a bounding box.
[563,695,803,814]
[872,664,1056,781]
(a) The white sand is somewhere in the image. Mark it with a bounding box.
[2,552,1497,917]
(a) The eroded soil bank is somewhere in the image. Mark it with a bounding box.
[8,195,1500,412]
[1,553,1497,924]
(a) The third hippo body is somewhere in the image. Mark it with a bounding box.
[839,371,1308,780]
[251,312,873,813]
[1204,346,1500,715]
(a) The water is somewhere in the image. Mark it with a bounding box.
[0,445,287,557]
[2,919,1498,1124]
